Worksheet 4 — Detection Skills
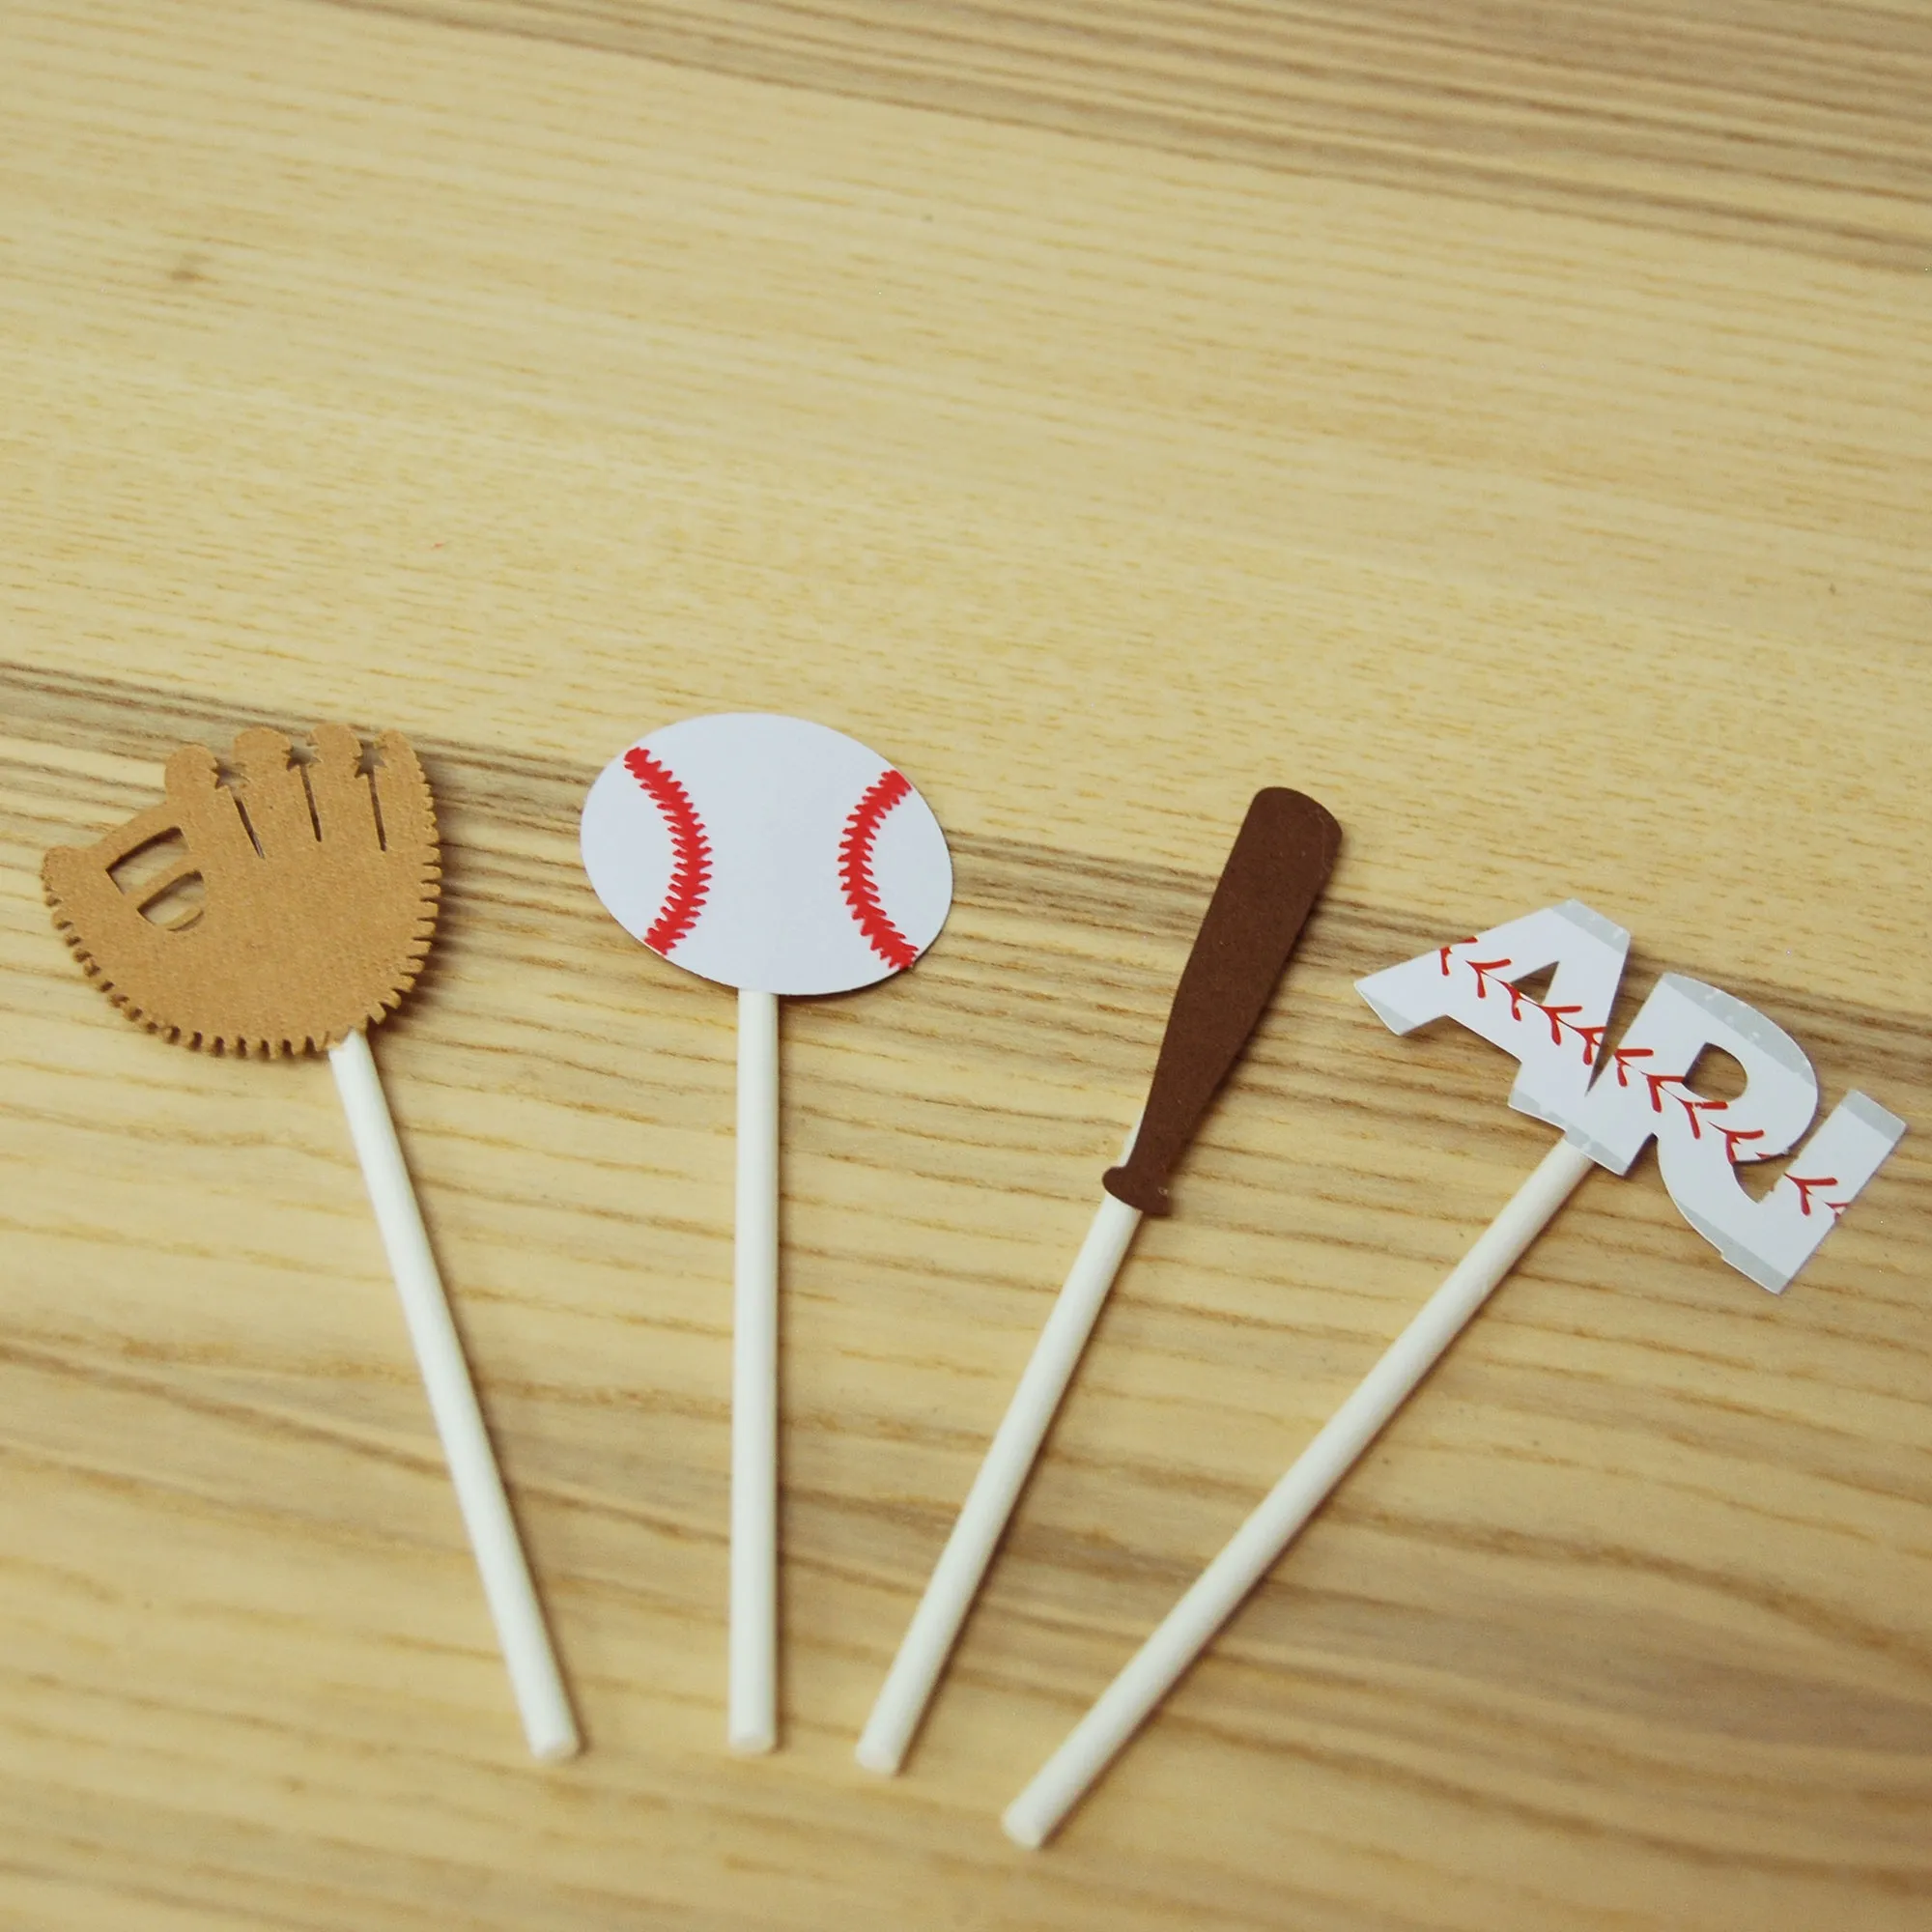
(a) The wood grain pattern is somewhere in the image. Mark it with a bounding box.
[2,1,1929,1925]
[330,0,1932,267]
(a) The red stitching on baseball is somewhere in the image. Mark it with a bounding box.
[624,747,712,953]
[838,769,918,970]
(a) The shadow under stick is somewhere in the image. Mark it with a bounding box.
[857,787,1341,1776]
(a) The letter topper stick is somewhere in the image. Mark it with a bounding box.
[1004,901,1904,1847]
[857,788,1341,1776]
[582,713,953,1754]
[43,726,579,1761]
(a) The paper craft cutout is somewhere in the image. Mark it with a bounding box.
[582,712,952,997]
[1104,792,1342,1216]
[1357,905,1906,1291]
[1356,898,1630,1129]
[858,788,1340,1780]
[43,724,438,1055]
[44,726,578,1763]
[582,712,953,1757]
[1001,899,1905,1849]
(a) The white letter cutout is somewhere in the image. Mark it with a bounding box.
[1358,905,1905,1291]
[1356,899,1631,1128]
[1555,973,1904,1291]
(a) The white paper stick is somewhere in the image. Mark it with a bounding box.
[327,1027,580,1763]
[730,987,781,1753]
[1002,1134,1596,1847]
[857,1185,1144,1775]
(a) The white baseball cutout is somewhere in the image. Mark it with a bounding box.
[582,712,952,1759]
[582,713,952,998]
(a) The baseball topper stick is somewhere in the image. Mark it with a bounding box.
[856,787,1341,1776]
[1003,898,1905,1847]
[581,712,953,1754]
[43,725,579,1762]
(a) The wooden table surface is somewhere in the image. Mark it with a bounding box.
[4,3,1929,1926]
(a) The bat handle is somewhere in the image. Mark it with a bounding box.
[1104,788,1339,1215]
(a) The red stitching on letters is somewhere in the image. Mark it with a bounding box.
[1787,1175,1845,1219]
[1439,947,1613,1072]
[1435,943,1747,1162]
[1534,1003,1605,1065]
[1465,957,1514,1004]
[1640,1071,1730,1138]
[838,770,918,970]
[1610,1044,1652,1087]
[624,747,712,953]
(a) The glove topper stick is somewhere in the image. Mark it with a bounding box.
[43,726,579,1762]
[858,788,1341,1778]
[1004,900,1904,1849]
[581,713,952,1754]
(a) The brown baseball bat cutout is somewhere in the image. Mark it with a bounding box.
[1104,787,1342,1215]
[855,783,1341,1776]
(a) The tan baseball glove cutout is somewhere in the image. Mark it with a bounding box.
[44,724,440,1056]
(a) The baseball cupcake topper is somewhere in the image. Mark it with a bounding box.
[859,786,1342,1780]
[1003,897,1906,1848]
[43,725,579,1763]
[582,712,952,1753]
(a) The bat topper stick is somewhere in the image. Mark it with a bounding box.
[43,726,579,1761]
[856,788,1341,1777]
[582,713,952,1755]
[1003,899,1904,1848]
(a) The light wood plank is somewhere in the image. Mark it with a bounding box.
[1,2,1928,1926]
